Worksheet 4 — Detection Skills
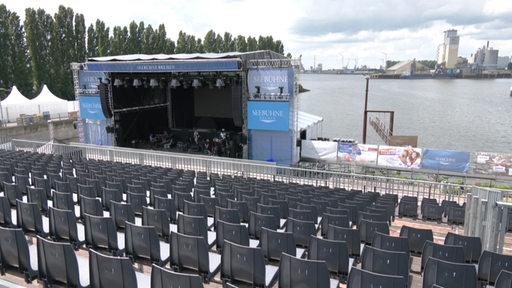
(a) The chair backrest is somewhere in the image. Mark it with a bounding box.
[358,219,389,245]
[347,267,407,288]
[4,182,22,206]
[285,217,316,248]
[126,191,148,215]
[288,207,317,224]
[227,199,250,223]
[183,200,208,221]
[216,220,249,252]
[79,195,103,220]
[361,245,409,283]
[27,186,48,213]
[320,213,350,237]
[110,200,136,230]
[372,231,410,259]
[77,184,97,202]
[177,213,208,239]
[125,221,166,265]
[101,187,123,211]
[37,236,84,287]
[278,252,331,288]
[326,224,361,258]
[16,199,46,237]
[260,227,296,262]
[256,203,281,223]
[248,211,279,239]
[444,232,482,263]
[53,190,75,211]
[0,226,37,282]
[421,240,465,272]
[150,264,204,288]
[221,240,266,287]
[142,206,170,241]
[89,249,137,288]
[169,231,210,281]
[268,198,289,219]
[478,250,512,286]
[423,257,477,288]
[495,270,512,288]
[308,235,350,279]
[214,206,240,227]
[0,196,13,226]
[83,214,120,254]
[48,206,82,249]
[154,195,178,223]
[399,225,433,255]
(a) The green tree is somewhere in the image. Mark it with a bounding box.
[0,5,10,96]
[0,6,32,95]
[223,32,235,52]
[127,21,143,54]
[235,35,247,52]
[94,19,110,56]
[110,25,129,55]
[73,13,86,62]
[50,6,77,99]
[247,36,257,51]
[86,24,97,57]
[203,29,218,53]
[24,8,53,92]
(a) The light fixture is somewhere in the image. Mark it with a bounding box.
[149,78,159,88]
[192,78,201,88]
[215,78,224,88]
[113,78,123,87]
[133,78,142,87]
[170,78,180,89]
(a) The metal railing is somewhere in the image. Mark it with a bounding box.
[10,139,476,204]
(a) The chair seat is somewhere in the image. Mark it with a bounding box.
[135,270,151,287]
[208,251,222,274]
[265,264,279,287]
[28,243,38,271]
[77,254,90,287]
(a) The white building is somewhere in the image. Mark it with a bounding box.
[437,29,460,69]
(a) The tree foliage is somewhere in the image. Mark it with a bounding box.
[0,4,286,100]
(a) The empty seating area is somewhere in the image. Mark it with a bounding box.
[0,149,511,288]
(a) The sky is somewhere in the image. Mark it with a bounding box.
[4,0,512,69]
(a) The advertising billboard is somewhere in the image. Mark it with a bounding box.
[247,101,289,131]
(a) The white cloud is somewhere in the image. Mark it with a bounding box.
[3,0,512,69]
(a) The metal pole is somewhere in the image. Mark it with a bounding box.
[362,76,370,144]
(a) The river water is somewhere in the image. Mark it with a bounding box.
[298,73,512,154]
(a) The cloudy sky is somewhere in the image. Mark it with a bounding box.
[4,0,512,69]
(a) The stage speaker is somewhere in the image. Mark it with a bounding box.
[232,83,243,127]
[98,83,113,118]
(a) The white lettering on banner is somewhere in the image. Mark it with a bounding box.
[136,64,176,70]
[251,75,288,84]
[251,109,284,123]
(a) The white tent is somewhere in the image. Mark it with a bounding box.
[1,86,35,122]
[31,85,69,116]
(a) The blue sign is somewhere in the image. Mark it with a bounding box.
[248,67,294,97]
[248,101,289,131]
[79,96,106,120]
[421,149,470,173]
[78,71,106,90]
[85,60,240,72]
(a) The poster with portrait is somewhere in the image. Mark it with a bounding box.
[472,152,512,176]
[337,142,378,164]
[377,145,422,169]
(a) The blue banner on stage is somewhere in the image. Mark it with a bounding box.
[248,101,289,131]
[85,60,240,72]
[421,149,470,173]
[79,96,106,120]
[79,71,106,90]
